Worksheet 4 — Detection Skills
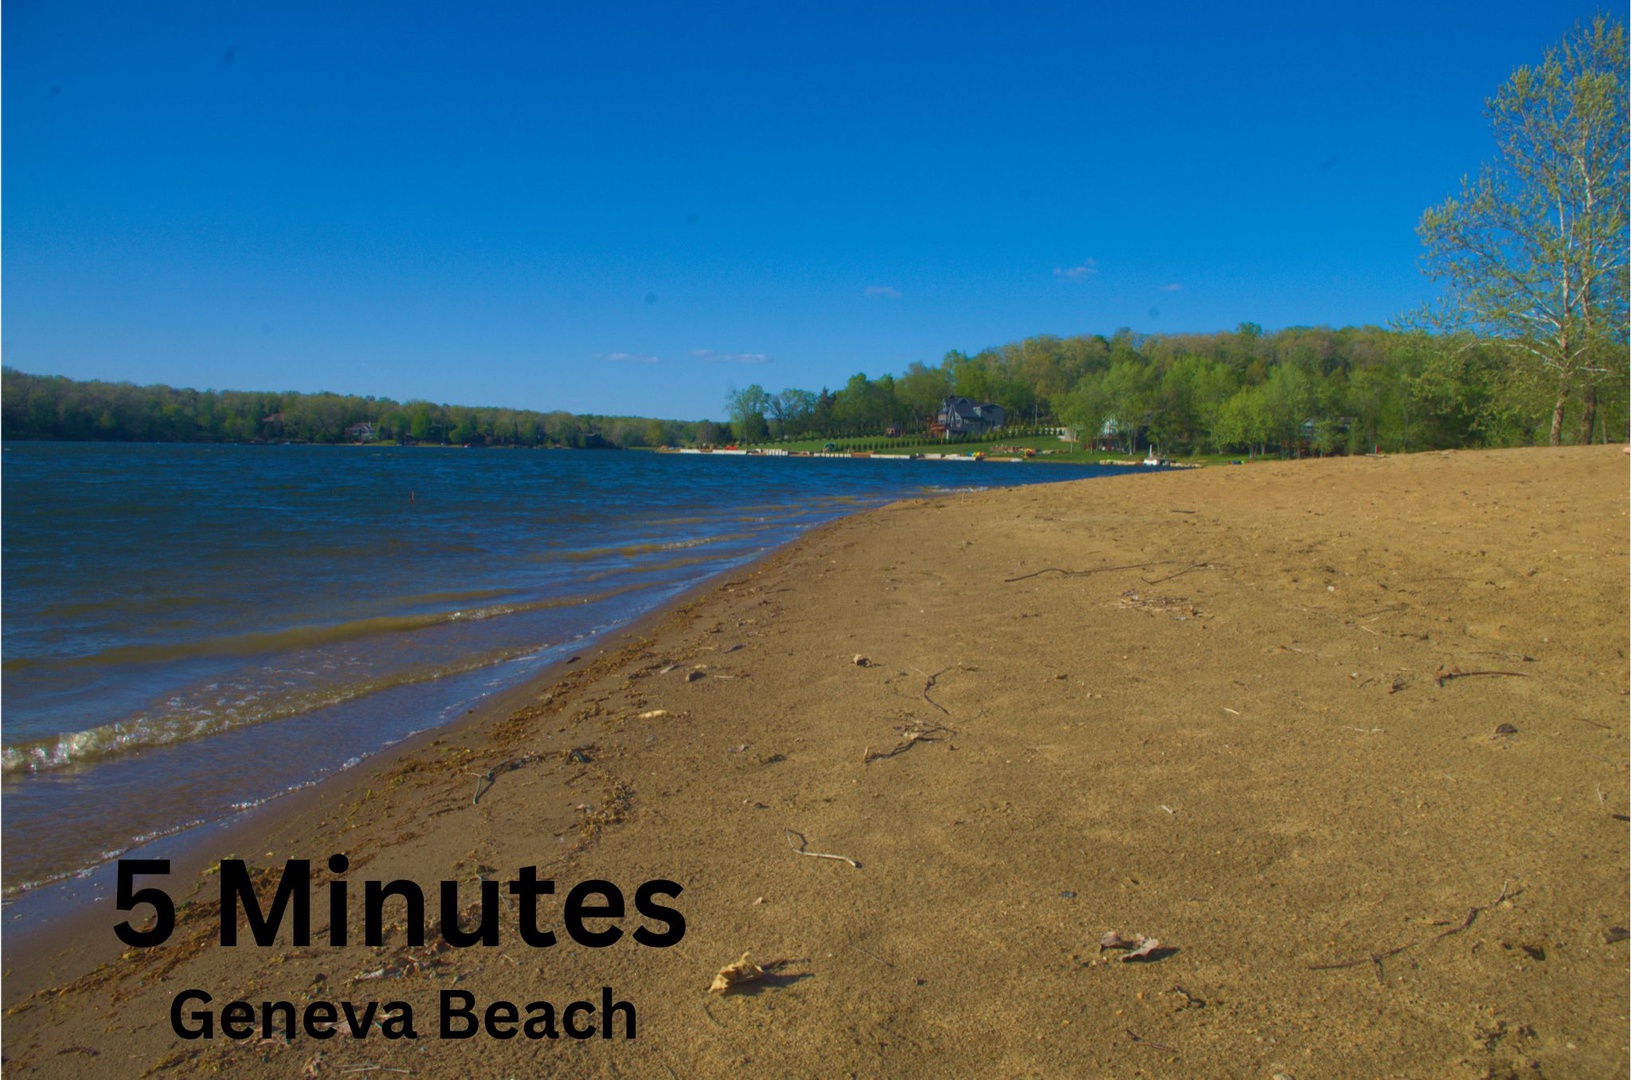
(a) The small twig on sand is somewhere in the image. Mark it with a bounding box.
[847,941,896,968]
[864,723,956,763]
[1141,562,1214,586]
[1434,666,1530,688]
[785,829,861,868]
[1308,940,1419,984]
[914,666,952,715]
[1309,880,1520,983]
[1124,1029,1179,1054]
[1004,561,1176,583]
[1435,880,1520,942]
[472,754,540,805]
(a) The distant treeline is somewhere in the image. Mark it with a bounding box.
[726,324,1628,453]
[0,369,721,448]
[6,322,1626,454]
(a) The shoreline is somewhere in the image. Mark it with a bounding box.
[0,552,771,997]
[3,446,1625,1077]
[6,444,1106,930]
[664,445,1199,467]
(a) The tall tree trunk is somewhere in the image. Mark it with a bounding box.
[1550,383,1569,447]
[1579,383,1597,445]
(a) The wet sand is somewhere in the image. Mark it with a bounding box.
[4,446,1627,1078]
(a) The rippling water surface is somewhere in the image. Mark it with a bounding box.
[2,442,1135,917]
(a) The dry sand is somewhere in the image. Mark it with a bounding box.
[3,446,1627,1078]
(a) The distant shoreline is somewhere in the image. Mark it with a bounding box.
[663,446,1197,467]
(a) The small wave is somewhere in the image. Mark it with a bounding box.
[390,586,518,608]
[231,777,322,812]
[577,553,725,583]
[1,587,639,674]
[1,816,207,900]
[1,643,548,777]
[554,533,752,561]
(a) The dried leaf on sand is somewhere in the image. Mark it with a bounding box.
[709,952,765,994]
[1099,931,1164,961]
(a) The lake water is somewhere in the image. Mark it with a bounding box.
[1,442,1141,926]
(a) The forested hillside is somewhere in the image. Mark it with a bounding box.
[6,321,1625,454]
[0,369,717,448]
[724,324,1626,454]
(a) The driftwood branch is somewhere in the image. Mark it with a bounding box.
[1433,666,1531,687]
[913,666,952,714]
[863,723,956,763]
[1141,562,1215,585]
[1307,940,1419,984]
[472,754,541,805]
[1309,881,1520,984]
[1004,561,1175,583]
[784,829,861,868]
[1124,1028,1179,1054]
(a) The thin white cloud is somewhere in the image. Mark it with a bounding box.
[691,349,771,364]
[1053,260,1097,281]
[865,286,903,299]
[599,351,660,364]
[1160,283,1183,292]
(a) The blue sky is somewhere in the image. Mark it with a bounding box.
[3,1,1610,420]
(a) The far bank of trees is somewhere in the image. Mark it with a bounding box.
[726,322,1627,456]
[0,369,720,449]
[8,316,1627,457]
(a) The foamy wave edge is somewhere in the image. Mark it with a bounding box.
[1,645,541,777]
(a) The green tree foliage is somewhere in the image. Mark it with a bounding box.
[1213,386,1273,457]
[14,305,1616,455]
[1056,374,1110,449]
[1418,15,1629,445]
[897,361,952,422]
[0,369,710,450]
[724,384,772,442]
[767,388,817,438]
[1100,360,1157,453]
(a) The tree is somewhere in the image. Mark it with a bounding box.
[1261,364,1319,455]
[1417,16,1628,445]
[725,385,771,442]
[770,388,816,438]
[1214,386,1273,458]
[833,373,887,434]
[898,361,951,424]
[1056,374,1109,450]
[1100,360,1155,453]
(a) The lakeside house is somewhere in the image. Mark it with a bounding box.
[345,421,376,443]
[935,396,1005,437]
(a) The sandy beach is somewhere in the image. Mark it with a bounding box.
[4,446,1626,1078]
